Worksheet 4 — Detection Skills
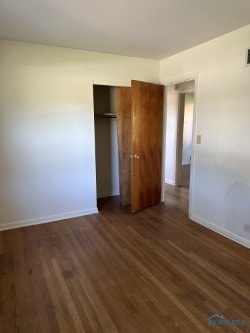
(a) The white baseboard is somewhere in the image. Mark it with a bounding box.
[190,214,250,249]
[165,179,176,185]
[0,207,99,232]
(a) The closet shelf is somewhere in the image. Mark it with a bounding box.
[94,113,117,118]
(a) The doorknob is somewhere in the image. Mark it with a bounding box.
[131,154,140,160]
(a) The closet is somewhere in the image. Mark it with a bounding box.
[94,85,119,199]
[94,81,164,213]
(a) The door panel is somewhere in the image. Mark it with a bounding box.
[131,80,164,212]
[116,87,132,205]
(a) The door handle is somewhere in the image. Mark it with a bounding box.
[130,154,140,160]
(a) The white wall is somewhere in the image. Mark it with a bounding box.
[182,93,194,165]
[160,25,250,247]
[164,84,178,184]
[0,39,159,230]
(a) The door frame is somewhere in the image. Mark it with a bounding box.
[161,73,199,218]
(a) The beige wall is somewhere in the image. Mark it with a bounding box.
[160,25,250,247]
[0,39,159,230]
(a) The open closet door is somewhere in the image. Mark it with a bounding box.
[131,80,164,212]
[116,87,132,205]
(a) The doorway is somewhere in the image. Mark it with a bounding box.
[176,91,194,188]
[94,80,164,213]
[93,85,120,203]
[163,79,196,213]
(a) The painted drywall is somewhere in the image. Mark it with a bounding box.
[164,84,178,184]
[160,25,250,247]
[182,93,194,165]
[0,39,158,230]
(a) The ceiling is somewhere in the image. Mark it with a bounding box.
[0,0,249,59]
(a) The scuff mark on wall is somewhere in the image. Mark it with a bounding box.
[243,225,250,233]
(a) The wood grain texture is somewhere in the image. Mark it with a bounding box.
[116,87,132,205]
[0,185,249,332]
[131,80,164,212]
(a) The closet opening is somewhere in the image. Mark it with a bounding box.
[94,80,163,213]
[93,85,120,210]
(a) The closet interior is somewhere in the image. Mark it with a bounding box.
[94,85,120,201]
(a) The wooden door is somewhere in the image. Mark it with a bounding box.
[116,87,132,205]
[131,80,164,212]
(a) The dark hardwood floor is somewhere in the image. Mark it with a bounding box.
[0,185,249,332]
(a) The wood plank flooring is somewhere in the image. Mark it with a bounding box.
[0,185,249,332]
